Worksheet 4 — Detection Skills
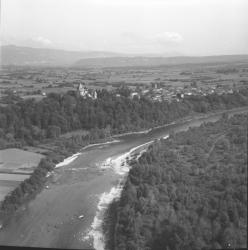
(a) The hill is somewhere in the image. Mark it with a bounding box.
[1,45,248,67]
[0,45,123,66]
[74,55,248,68]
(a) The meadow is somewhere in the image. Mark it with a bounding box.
[0,148,43,202]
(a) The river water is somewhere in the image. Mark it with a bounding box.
[0,107,247,249]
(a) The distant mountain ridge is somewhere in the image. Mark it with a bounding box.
[75,55,248,68]
[0,45,124,66]
[1,45,248,67]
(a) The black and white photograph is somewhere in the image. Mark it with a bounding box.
[0,0,247,250]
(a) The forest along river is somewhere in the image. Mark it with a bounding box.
[0,107,247,250]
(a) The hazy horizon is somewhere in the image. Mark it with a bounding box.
[1,0,248,56]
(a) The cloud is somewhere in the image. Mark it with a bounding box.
[18,36,54,48]
[118,31,183,53]
[31,36,53,46]
[153,32,183,44]
[1,35,54,49]
[119,32,183,47]
[121,31,183,45]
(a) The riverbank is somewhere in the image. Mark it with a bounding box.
[84,140,155,250]
[112,106,248,139]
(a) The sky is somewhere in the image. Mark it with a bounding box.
[1,0,248,56]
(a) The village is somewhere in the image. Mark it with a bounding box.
[126,81,238,102]
[0,62,247,105]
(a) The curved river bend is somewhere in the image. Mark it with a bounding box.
[0,107,247,249]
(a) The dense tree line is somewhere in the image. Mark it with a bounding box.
[0,88,248,148]
[107,113,247,250]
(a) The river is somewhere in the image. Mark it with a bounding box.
[0,107,247,249]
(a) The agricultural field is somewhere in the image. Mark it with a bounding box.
[1,61,248,102]
[0,173,29,201]
[0,148,44,202]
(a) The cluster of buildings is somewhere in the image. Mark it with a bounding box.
[128,83,238,103]
[77,83,97,99]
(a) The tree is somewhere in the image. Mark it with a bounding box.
[47,125,61,138]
